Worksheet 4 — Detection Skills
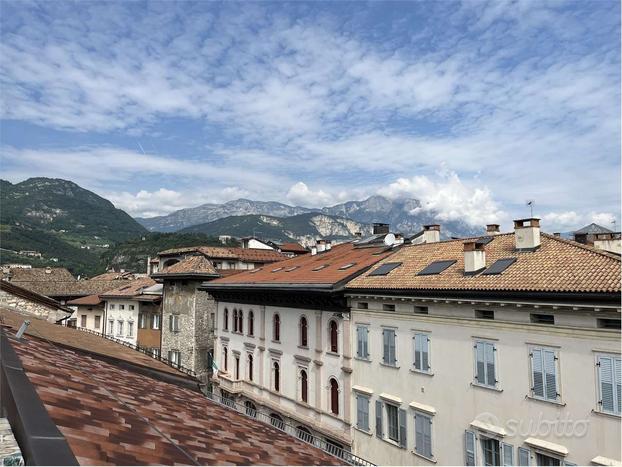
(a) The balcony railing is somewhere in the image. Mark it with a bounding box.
[72,326,197,377]
[204,390,375,467]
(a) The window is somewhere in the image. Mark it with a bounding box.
[94,315,101,329]
[369,262,402,276]
[481,437,500,466]
[168,350,181,367]
[535,453,561,466]
[414,306,428,314]
[299,317,308,347]
[223,347,228,371]
[300,369,308,403]
[382,329,397,366]
[80,315,87,327]
[356,325,369,359]
[127,321,134,337]
[223,308,229,331]
[417,260,456,276]
[117,320,124,336]
[108,319,114,334]
[358,302,369,309]
[530,348,559,401]
[248,310,254,336]
[413,333,430,372]
[245,401,257,418]
[329,320,338,353]
[233,309,238,332]
[273,361,280,392]
[152,348,160,358]
[475,341,497,387]
[518,447,531,466]
[383,304,396,312]
[597,354,621,415]
[235,355,240,379]
[238,310,243,334]
[139,313,146,329]
[273,314,280,341]
[247,354,253,381]
[386,404,399,442]
[129,305,135,310]
[598,319,621,330]
[109,304,115,310]
[151,313,160,330]
[414,412,433,459]
[355,394,370,431]
[530,313,555,325]
[476,309,495,320]
[465,431,477,466]
[120,304,125,310]
[169,314,180,332]
[329,378,339,415]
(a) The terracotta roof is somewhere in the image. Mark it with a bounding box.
[346,233,621,294]
[4,267,75,282]
[0,280,73,314]
[158,245,287,263]
[154,256,218,277]
[0,307,185,377]
[66,294,103,306]
[204,242,397,289]
[6,328,341,465]
[89,271,137,281]
[8,279,129,298]
[99,278,157,298]
[279,242,309,253]
[231,247,287,263]
[215,269,246,277]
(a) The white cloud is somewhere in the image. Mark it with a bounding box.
[286,182,335,207]
[541,211,618,231]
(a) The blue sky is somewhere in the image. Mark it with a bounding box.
[1,0,620,230]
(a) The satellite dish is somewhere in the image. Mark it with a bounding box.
[383,233,396,246]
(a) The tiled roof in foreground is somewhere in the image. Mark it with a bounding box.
[347,233,621,294]
[7,329,340,465]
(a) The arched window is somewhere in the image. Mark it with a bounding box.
[270,413,284,430]
[300,369,308,403]
[273,314,281,342]
[223,308,229,331]
[235,355,240,380]
[238,310,243,334]
[329,320,338,353]
[233,309,238,332]
[273,361,280,392]
[329,378,339,415]
[300,316,308,347]
[248,311,254,336]
[223,346,228,371]
[247,354,254,381]
[245,400,257,418]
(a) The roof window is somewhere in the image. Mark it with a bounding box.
[312,264,330,271]
[249,268,263,274]
[369,262,402,276]
[271,267,284,273]
[338,263,356,270]
[481,258,517,275]
[417,260,456,276]
[284,266,299,272]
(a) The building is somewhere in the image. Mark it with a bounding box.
[241,236,275,250]
[0,307,343,465]
[156,245,287,272]
[66,293,105,332]
[0,280,73,323]
[344,218,621,465]
[201,230,402,453]
[573,223,621,255]
[268,241,310,257]
[151,256,220,378]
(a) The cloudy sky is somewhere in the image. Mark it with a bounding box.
[1,1,620,230]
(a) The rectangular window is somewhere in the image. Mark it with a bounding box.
[382,329,397,366]
[129,305,135,310]
[386,404,399,442]
[518,447,531,466]
[152,313,160,330]
[475,309,495,320]
[383,304,396,312]
[597,354,622,415]
[358,302,369,310]
[414,306,429,314]
[413,333,430,372]
[531,348,559,401]
[152,348,161,358]
[108,319,114,334]
[139,313,146,329]
[170,314,180,332]
[475,341,496,387]
[80,315,87,327]
[356,325,369,359]
[356,394,370,431]
[94,315,101,329]
[109,304,115,310]
[414,412,432,458]
[120,304,125,310]
[597,319,621,330]
[481,438,501,466]
[127,321,134,337]
[530,313,554,325]
[117,320,124,336]
[535,453,561,466]
[168,350,181,367]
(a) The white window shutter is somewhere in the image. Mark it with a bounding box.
[502,443,513,465]
[599,356,615,412]
[532,349,544,398]
[518,447,530,466]
[615,357,621,414]
[486,343,496,386]
[475,342,485,384]
[543,350,557,400]
[465,430,476,466]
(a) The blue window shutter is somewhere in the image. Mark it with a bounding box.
[532,349,544,398]
[465,430,476,466]
[543,350,557,400]
[599,356,615,412]
[398,408,407,449]
[375,400,383,438]
[475,342,486,384]
[502,443,513,465]
[415,413,424,455]
[518,447,530,466]
[389,330,396,364]
[486,343,496,386]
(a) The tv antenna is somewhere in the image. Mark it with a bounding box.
[526,200,535,218]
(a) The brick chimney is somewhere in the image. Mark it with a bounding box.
[514,218,541,251]
[373,223,390,235]
[486,224,500,236]
[463,240,486,275]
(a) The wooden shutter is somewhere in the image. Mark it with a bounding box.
[502,443,513,466]
[414,335,421,370]
[486,343,496,386]
[363,328,369,358]
[357,327,363,358]
[518,447,530,466]
[465,430,476,466]
[382,330,389,364]
[415,413,424,455]
[375,400,383,438]
[616,358,622,414]
[422,414,432,457]
[356,395,362,429]
[599,356,615,412]
[543,350,557,400]
[398,408,407,449]
[389,330,396,364]
[422,335,430,371]
[475,342,486,384]
[532,349,544,398]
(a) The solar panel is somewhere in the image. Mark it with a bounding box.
[417,260,456,276]
[476,236,495,245]
[369,262,402,276]
[481,258,517,275]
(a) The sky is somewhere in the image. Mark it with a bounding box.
[0,0,620,231]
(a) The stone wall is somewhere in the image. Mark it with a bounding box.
[0,289,67,323]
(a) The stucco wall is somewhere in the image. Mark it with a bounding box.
[74,304,105,332]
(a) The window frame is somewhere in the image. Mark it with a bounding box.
[529,346,560,403]
[328,320,339,354]
[356,324,370,360]
[273,314,281,342]
[414,410,433,460]
[223,308,229,331]
[473,340,498,389]
[385,403,399,443]
[299,316,308,348]
[248,310,254,336]
[596,353,622,416]
[355,393,370,432]
[413,332,431,374]
[329,377,340,415]
[382,328,398,367]
[272,359,281,392]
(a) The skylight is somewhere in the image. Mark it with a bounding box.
[481,258,517,275]
[249,268,263,274]
[285,266,299,272]
[271,267,284,273]
[338,263,356,270]
[369,262,402,276]
[416,260,456,276]
[312,264,330,271]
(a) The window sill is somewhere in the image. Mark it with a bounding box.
[326,351,340,357]
[298,345,309,350]
[354,426,373,436]
[470,382,503,392]
[354,356,371,362]
[412,451,437,464]
[272,340,281,344]
[526,395,566,406]
[380,437,405,450]
[410,368,434,377]
[592,409,621,419]
[380,362,400,369]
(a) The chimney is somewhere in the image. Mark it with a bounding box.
[316,239,326,253]
[553,232,561,237]
[513,218,541,250]
[423,224,441,243]
[326,240,332,251]
[311,246,317,256]
[464,240,486,275]
[486,224,500,236]
[45,267,52,274]
[372,223,390,235]
[354,232,362,238]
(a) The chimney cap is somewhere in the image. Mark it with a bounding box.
[486,224,500,230]
[463,240,486,251]
[423,224,441,231]
[513,218,540,228]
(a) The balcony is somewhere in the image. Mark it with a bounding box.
[216,372,243,394]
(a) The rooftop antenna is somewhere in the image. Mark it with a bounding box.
[612,219,617,231]
[526,200,535,218]
[16,320,30,340]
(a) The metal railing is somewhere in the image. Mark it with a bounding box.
[72,326,197,377]
[204,389,375,466]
